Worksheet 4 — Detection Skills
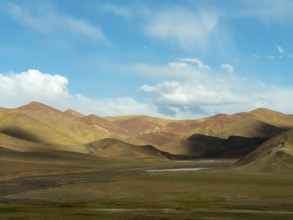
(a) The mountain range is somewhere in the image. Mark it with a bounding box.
[1,101,293,172]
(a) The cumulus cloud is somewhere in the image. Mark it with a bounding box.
[1,67,292,119]
[0,69,158,117]
[0,70,71,107]
[137,59,293,118]
[221,64,234,73]
[145,8,219,50]
[4,1,109,44]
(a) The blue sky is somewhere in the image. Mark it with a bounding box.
[0,0,293,119]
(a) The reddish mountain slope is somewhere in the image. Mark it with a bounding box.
[1,102,293,163]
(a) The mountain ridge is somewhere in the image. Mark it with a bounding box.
[0,101,292,166]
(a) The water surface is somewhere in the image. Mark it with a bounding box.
[146,168,207,173]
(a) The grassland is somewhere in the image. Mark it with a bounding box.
[1,103,293,219]
[1,156,293,220]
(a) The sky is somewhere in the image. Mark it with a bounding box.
[1,0,293,119]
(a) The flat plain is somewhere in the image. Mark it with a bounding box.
[1,154,293,220]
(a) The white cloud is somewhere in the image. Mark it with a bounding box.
[136,60,293,118]
[0,69,71,108]
[179,58,210,70]
[0,69,159,117]
[221,64,234,73]
[145,8,219,50]
[288,54,293,58]
[141,80,241,106]
[1,67,293,119]
[131,58,209,80]
[4,1,109,44]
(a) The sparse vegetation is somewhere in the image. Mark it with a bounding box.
[1,102,293,219]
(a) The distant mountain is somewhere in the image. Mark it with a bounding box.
[10,102,110,144]
[1,102,293,165]
[15,101,62,114]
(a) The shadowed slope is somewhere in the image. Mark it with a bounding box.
[0,111,78,145]
[12,102,110,143]
[0,129,87,154]
[235,129,293,172]
[86,138,171,159]
[184,134,267,158]
[1,102,293,162]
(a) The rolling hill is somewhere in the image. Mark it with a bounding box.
[1,101,293,166]
[86,138,171,159]
[10,102,110,144]
[235,129,293,172]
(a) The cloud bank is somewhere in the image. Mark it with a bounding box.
[137,59,293,118]
[0,70,157,117]
[0,62,293,119]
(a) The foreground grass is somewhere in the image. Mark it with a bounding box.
[1,203,293,220]
[1,159,293,219]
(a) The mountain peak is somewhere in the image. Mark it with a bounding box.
[16,101,61,113]
[64,109,85,118]
[249,108,283,115]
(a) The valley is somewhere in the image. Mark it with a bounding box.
[0,102,293,219]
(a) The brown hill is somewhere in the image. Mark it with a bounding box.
[179,113,246,137]
[86,138,171,159]
[16,101,62,114]
[0,111,78,145]
[235,129,293,172]
[107,115,172,135]
[248,108,293,129]
[11,102,110,144]
[81,109,291,156]
[64,109,85,119]
[214,118,284,139]
[81,114,119,134]
[1,101,293,162]
[0,107,8,112]
[64,106,293,157]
